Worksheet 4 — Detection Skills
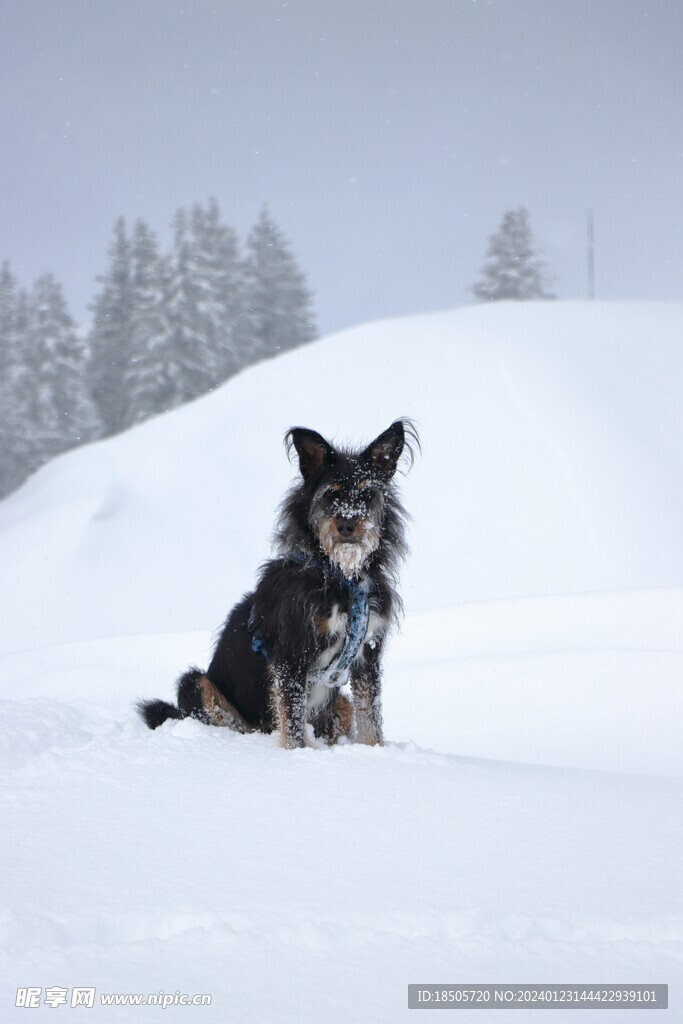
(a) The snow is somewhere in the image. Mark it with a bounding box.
[2,300,683,653]
[1,301,682,1021]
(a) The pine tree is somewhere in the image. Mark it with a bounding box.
[162,199,249,407]
[163,206,213,405]
[190,197,245,382]
[88,217,135,435]
[25,273,100,463]
[242,204,316,361]
[0,261,28,495]
[11,287,32,462]
[0,262,17,412]
[0,261,15,364]
[124,219,173,425]
[470,207,555,302]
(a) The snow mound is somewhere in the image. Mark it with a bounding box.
[1,694,681,1023]
[1,301,682,653]
[2,301,683,1020]
[2,586,682,776]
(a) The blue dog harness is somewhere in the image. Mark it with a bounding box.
[249,553,372,686]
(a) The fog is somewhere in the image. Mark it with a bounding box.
[3,0,681,334]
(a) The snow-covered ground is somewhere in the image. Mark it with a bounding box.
[1,302,682,1021]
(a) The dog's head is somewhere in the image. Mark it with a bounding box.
[282,420,418,578]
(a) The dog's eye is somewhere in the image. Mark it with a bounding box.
[355,480,369,491]
[327,482,342,493]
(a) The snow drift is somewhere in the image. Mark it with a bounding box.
[1,301,682,1022]
[0,301,682,653]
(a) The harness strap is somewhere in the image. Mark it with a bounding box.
[248,552,372,684]
[306,572,371,687]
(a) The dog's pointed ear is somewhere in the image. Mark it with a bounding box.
[286,428,336,481]
[361,420,405,481]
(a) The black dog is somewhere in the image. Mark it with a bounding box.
[138,419,417,749]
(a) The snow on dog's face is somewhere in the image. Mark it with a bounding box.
[286,422,407,578]
[310,470,383,578]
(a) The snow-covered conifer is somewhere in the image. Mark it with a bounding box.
[25,272,100,463]
[470,207,555,302]
[124,219,173,425]
[242,204,316,361]
[190,197,246,381]
[0,262,29,495]
[88,217,135,435]
[163,206,213,404]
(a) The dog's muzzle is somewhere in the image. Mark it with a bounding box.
[335,516,362,541]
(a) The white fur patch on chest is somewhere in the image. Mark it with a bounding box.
[306,683,333,716]
[317,604,347,669]
[308,603,389,691]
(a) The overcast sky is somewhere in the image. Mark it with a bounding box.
[2,0,682,335]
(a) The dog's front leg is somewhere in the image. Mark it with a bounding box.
[350,649,384,746]
[269,660,309,749]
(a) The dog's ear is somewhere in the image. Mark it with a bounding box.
[361,420,406,480]
[286,428,336,481]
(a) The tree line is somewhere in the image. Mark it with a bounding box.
[0,202,555,501]
[0,201,316,498]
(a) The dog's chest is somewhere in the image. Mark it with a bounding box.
[317,603,349,665]
[306,603,385,716]
[312,603,385,675]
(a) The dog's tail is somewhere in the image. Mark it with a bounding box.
[137,698,184,729]
[137,667,206,730]
[138,667,252,732]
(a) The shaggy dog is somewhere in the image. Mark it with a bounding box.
[138,419,417,749]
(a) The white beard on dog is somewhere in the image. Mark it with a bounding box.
[320,521,379,578]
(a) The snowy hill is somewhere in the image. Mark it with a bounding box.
[1,302,682,1021]
[1,301,682,654]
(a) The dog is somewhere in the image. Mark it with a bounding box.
[137,419,417,749]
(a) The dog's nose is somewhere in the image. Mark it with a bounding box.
[336,516,358,536]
